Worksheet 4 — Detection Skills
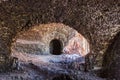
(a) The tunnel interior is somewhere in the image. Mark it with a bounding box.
[50,39,63,55]
[0,0,119,80]
[11,23,90,56]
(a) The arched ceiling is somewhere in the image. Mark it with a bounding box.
[0,0,119,67]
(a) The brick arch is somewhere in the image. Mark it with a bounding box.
[11,23,89,56]
[0,0,119,71]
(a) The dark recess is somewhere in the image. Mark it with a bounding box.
[50,39,63,55]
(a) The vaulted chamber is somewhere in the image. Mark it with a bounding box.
[11,23,90,62]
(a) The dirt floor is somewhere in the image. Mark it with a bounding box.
[0,51,106,80]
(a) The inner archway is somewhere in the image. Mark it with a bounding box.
[11,23,90,63]
[50,39,63,55]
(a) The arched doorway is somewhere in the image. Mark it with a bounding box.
[50,39,63,55]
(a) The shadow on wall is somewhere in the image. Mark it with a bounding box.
[102,32,120,79]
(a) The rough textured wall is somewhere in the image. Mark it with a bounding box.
[102,32,120,79]
[12,23,89,56]
[12,23,77,55]
[63,32,90,56]
[12,23,75,55]
[0,0,119,71]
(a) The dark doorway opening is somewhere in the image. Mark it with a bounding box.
[50,39,63,55]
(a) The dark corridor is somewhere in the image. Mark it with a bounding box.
[50,39,63,55]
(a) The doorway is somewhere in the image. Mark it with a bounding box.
[50,39,63,55]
